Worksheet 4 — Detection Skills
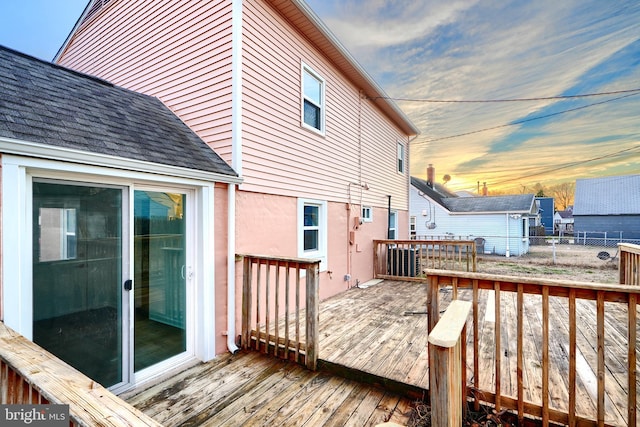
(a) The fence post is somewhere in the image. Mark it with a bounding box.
[428,300,472,427]
[305,261,320,370]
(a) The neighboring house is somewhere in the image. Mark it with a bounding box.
[13,0,418,392]
[573,175,640,243]
[410,175,537,256]
[535,197,555,235]
[553,206,574,234]
[0,46,239,390]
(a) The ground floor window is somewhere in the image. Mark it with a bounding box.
[297,198,327,271]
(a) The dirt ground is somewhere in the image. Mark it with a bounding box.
[476,243,619,284]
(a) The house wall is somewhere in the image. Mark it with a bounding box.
[56,0,236,161]
[574,215,640,241]
[57,0,412,354]
[410,186,529,256]
[241,0,409,208]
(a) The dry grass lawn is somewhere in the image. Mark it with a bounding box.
[477,243,619,284]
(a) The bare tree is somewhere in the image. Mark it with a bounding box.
[549,181,575,210]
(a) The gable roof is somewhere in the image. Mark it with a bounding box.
[443,194,535,214]
[573,174,640,215]
[0,45,237,179]
[410,176,457,207]
[55,0,419,138]
[411,177,535,214]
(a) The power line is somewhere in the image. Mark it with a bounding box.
[370,87,640,103]
[488,145,640,186]
[413,91,640,145]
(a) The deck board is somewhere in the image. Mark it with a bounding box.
[125,279,637,426]
[123,351,413,427]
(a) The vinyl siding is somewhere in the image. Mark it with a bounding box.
[241,0,409,210]
[57,0,235,163]
[410,186,529,256]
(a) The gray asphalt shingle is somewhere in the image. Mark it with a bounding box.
[0,45,236,177]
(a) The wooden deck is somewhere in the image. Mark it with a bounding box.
[125,279,638,426]
[122,350,413,426]
[315,279,639,426]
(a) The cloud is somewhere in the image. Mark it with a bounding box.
[306,0,640,190]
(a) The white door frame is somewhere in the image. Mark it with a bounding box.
[2,154,217,391]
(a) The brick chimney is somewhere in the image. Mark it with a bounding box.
[427,164,435,188]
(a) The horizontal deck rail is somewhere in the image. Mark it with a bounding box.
[425,269,640,427]
[0,322,161,427]
[374,239,476,280]
[619,243,640,286]
[240,254,320,370]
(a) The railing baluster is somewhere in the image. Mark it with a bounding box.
[517,283,524,425]
[295,263,301,363]
[542,286,549,426]
[569,289,577,427]
[472,279,480,412]
[597,291,605,426]
[284,261,290,361]
[494,281,501,412]
[629,293,637,426]
[265,260,271,355]
[255,259,262,351]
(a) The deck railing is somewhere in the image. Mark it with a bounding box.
[619,243,640,286]
[240,254,320,370]
[0,322,161,426]
[425,269,639,427]
[374,239,476,279]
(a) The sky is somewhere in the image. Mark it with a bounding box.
[0,1,638,194]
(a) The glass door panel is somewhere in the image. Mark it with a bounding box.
[134,190,186,372]
[33,182,123,387]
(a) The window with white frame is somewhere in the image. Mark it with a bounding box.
[397,142,405,173]
[361,206,372,222]
[410,216,416,238]
[302,64,325,133]
[388,210,398,239]
[298,198,327,270]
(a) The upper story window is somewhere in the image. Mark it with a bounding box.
[302,64,325,134]
[397,142,405,173]
[410,216,416,239]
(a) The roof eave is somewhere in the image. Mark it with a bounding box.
[274,0,419,136]
[0,136,242,185]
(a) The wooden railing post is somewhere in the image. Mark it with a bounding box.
[241,255,252,349]
[305,261,320,370]
[428,300,472,427]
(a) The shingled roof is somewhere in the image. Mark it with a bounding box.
[411,176,535,213]
[574,174,640,215]
[0,45,237,178]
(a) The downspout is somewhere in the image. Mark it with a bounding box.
[505,213,511,258]
[227,0,243,354]
[387,195,392,239]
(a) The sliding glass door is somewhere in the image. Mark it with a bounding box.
[33,181,124,387]
[133,190,187,372]
[32,182,191,389]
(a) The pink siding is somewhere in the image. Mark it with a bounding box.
[57,0,236,165]
[241,0,410,211]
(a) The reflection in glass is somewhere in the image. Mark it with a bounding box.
[33,182,122,387]
[134,191,187,372]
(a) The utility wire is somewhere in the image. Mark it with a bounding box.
[413,91,640,145]
[488,145,640,186]
[370,87,640,103]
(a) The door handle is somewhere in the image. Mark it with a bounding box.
[124,279,132,291]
